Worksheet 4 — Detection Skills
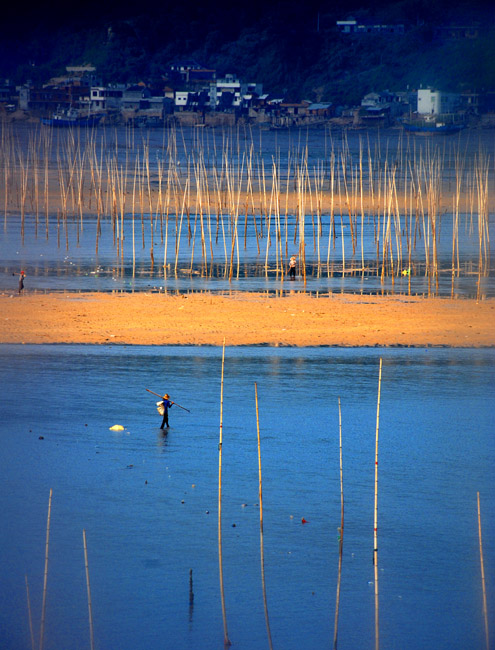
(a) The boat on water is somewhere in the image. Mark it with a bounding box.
[41,107,103,127]
[402,115,465,135]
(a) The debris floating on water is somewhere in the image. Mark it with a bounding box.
[109,424,124,431]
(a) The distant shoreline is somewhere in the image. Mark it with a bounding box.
[4,111,495,132]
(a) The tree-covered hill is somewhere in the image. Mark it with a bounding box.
[1,0,494,104]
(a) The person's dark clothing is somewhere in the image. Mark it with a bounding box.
[160,399,173,429]
[289,257,297,279]
[18,274,24,294]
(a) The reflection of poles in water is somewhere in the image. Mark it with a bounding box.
[218,340,231,646]
[39,488,53,650]
[477,492,490,650]
[333,536,344,650]
[333,396,344,650]
[83,529,95,650]
[254,383,274,650]
[25,575,35,650]
[373,359,383,650]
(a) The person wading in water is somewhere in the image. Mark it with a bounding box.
[159,394,174,429]
[289,255,297,280]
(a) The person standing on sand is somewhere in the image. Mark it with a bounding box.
[289,255,297,280]
[18,271,25,294]
[159,394,174,429]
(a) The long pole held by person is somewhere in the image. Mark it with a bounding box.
[145,388,191,413]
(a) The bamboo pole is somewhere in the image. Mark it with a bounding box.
[373,359,383,650]
[39,488,53,650]
[333,396,344,650]
[189,567,194,610]
[477,492,490,650]
[174,177,190,274]
[218,339,231,647]
[82,529,95,650]
[338,396,344,541]
[132,156,137,278]
[254,383,274,650]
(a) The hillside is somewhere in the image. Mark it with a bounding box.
[1,0,494,104]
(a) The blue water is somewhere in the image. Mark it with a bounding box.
[1,211,493,298]
[0,345,493,650]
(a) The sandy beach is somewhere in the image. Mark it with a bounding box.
[0,292,493,347]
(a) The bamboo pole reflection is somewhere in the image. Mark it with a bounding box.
[477,492,490,650]
[25,575,35,650]
[39,488,53,650]
[82,529,95,650]
[255,383,274,650]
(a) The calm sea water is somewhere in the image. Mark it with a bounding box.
[1,211,493,298]
[0,345,493,650]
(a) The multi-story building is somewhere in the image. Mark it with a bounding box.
[417,88,461,115]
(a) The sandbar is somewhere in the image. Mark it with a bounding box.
[0,292,493,347]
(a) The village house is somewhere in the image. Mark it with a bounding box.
[361,91,411,118]
[90,85,125,112]
[270,100,311,127]
[209,75,262,111]
[417,88,461,115]
[0,79,17,110]
[336,17,405,35]
[18,65,99,114]
[19,83,91,114]
[167,60,216,85]
[306,103,334,121]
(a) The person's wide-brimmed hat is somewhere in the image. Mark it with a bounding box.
[164,393,170,398]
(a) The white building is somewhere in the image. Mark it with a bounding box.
[417,88,461,115]
[90,85,125,112]
[175,92,190,108]
[209,75,263,110]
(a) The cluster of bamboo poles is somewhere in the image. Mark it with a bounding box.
[0,122,491,293]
